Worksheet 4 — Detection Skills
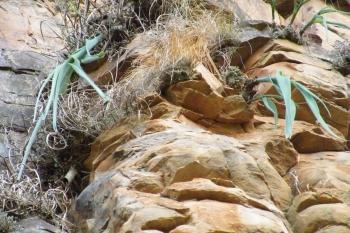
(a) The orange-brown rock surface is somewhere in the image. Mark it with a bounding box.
[70,0,350,232]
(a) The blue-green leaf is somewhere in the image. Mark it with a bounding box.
[85,35,103,56]
[292,81,331,116]
[52,62,73,132]
[69,57,110,103]
[81,51,105,64]
[318,7,350,16]
[262,96,279,126]
[326,21,350,30]
[294,82,339,138]
[17,114,46,180]
[275,71,295,138]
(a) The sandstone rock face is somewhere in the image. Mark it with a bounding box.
[74,115,293,232]
[74,90,349,232]
[72,0,350,232]
[246,39,350,139]
[0,0,62,52]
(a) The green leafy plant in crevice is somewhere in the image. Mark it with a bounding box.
[269,0,277,24]
[269,0,311,26]
[17,35,110,180]
[298,7,350,36]
[269,0,350,39]
[288,0,311,26]
[253,71,338,139]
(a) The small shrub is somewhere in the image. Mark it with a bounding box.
[223,66,246,93]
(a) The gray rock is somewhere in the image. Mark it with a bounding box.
[0,49,54,72]
[11,217,63,233]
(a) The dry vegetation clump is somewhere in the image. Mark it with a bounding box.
[333,39,350,75]
[56,0,177,59]
[0,169,73,232]
[3,2,241,230]
[58,7,240,136]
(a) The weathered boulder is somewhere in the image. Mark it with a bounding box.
[287,151,350,193]
[170,200,290,233]
[75,107,295,231]
[265,137,298,176]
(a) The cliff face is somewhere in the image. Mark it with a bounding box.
[0,0,350,232]
[71,1,350,233]
[0,0,63,166]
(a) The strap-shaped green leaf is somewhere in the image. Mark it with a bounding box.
[290,0,311,25]
[81,51,106,64]
[17,114,45,180]
[275,71,295,138]
[318,7,350,16]
[262,96,279,126]
[270,0,277,21]
[42,65,60,120]
[33,71,54,122]
[292,81,331,116]
[53,62,74,132]
[69,57,110,103]
[85,35,103,56]
[293,82,338,138]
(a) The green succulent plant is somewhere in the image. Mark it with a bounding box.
[269,0,349,38]
[289,0,311,26]
[17,35,109,180]
[299,7,350,36]
[269,0,277,23]
[255,71,338,139]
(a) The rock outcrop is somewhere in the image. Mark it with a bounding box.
[0,0,63,167]
[71,0,350,232]
[1,0,349,232]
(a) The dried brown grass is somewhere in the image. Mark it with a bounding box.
[57,7,239,136]
[0,168,73,232]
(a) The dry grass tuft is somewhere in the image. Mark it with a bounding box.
[0,168,73,232]
[57,7,239,136]
[57,0,174,59]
